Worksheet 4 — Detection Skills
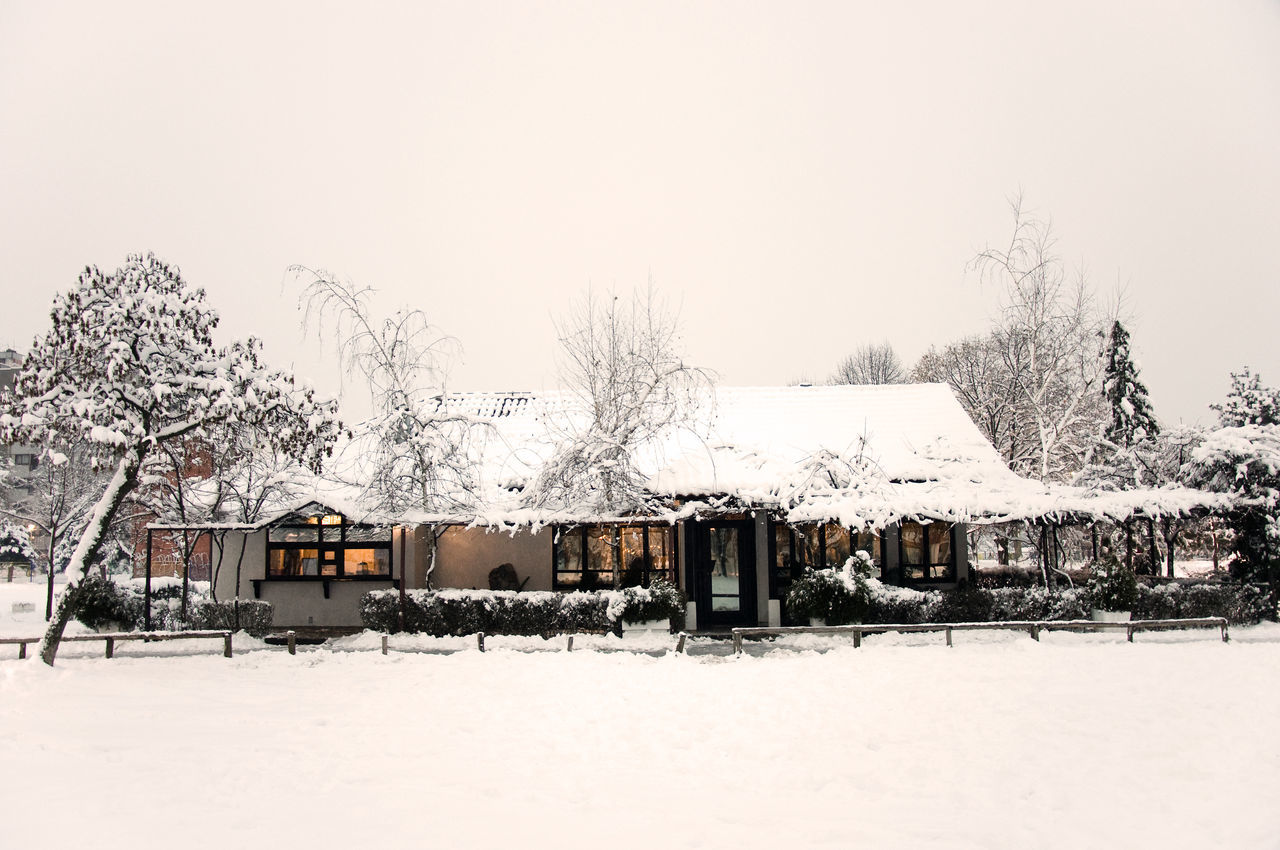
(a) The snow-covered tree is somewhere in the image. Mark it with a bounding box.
[1,253,341,664]
[971,196,1109,482]
[0,521,37,581]
[1101,320,1159,449]
[1213,368,1280,427]
[298,268,478,518]
[1,440,103,617]
[528,286,713,515]
[830,342,906,385]
[1186,370,1280,609]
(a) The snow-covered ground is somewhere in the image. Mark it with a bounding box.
[2,580,1279,849]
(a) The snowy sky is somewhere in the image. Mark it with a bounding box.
[2,1,1278,426]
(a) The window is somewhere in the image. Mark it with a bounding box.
[898,521,955,582]
[782,522,881,571]
[553,524,676,590]
[266,512,393,579]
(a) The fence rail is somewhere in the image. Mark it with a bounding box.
[2,630,233,660]
[730,617,1230,654]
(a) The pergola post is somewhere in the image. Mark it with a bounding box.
[1091,523,1099,562]
[397,525,407,633]
[144,528,153,631]
[1148,518,1159,578]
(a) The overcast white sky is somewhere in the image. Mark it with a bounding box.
[2,0,1278,425]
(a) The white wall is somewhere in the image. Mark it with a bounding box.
[433,526,552,591]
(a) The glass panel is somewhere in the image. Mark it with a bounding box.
[824,524,851,567]
[320,549,338,577]
[556,529,583,575]
[795,524,821,568]
[345,525,393,543]
[901,522,924,565]
[928,524,952,566]
[709,526,740,612]
[343,548,390,577]
[269,527,318,544]
[268,548,318,576]
[774,525,793,574]
[586,527,617,575]
[619,526,645,586]
[647,527,673,583]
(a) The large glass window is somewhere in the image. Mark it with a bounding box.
[266,512,393,579]
[787,522,881,570]
[553,524,677,590]
[899,521,955,582]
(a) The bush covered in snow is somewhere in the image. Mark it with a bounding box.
[1087,552,1140,613]
[786,552,876,625]
[71,575,273,636]
[1133,581,1272,624]
[362,585,686,636]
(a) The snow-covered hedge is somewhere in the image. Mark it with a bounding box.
[72,575,273,636]
[361,581,687,636]
[1133,582,1272,624]
[786,570,1264,626]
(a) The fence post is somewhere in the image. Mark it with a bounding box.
[675,633,687,654]
[18,642,26,660]
[945,626,953,648]
[381,635,388,656]
[1030,623,1040,641]
[223,632,233,659]
[1126,624,1134,643]
[566,635,574,652]
[1221,620,1230,643]
[287,630,296,656]
[477,631,485,652]
[732,631,743,656]
[105,637,114,659]
[853,629,861,649]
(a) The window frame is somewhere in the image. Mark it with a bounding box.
[896,520,957,584]
[265,512,394,581]
[552,523,677,590]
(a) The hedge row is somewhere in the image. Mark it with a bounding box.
[790,572,1271,627]
[361,581,687,636]
[73,575,274,636]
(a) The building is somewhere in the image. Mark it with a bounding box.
[155,383,1224,630]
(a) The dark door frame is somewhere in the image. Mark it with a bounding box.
[686,517,757,628]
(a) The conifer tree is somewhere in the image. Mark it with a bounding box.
[1102,320,1160,448]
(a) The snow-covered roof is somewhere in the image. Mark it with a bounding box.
[436,384,1230,528]
[156,384,1232,531]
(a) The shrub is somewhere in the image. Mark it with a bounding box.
[786,555,877,625]
[1134,581,1272,625]
[618,579,686,630]
[72,575,272,635]
[73,574,145,630]
[361,588,653,636]
[862,580,937,624]
[1087,553,1139,612]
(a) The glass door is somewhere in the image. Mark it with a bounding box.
[690,519,756,627]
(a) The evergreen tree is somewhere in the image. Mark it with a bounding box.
[1102,320,1160,448]
[1212,368,1280,427]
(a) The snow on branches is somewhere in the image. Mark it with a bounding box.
[1,253,342,664]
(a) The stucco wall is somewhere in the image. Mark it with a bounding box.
[433,526,552,591]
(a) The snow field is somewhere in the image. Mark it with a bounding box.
[3,618,1279,850]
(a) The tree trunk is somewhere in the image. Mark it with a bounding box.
[40,448,144,666]
[995,534,1009,566]
[232,531,247,631]
[45,538,56,620]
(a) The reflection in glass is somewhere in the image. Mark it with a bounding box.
[709,527,740,612]
[269,548,319,576]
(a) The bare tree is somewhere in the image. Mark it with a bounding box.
[297,268,478,518]
[297,268,484,590]
[830,342,907,385]
[913,335,1031,472]
[1,441,103,619]
[528,286,714,515]
[971,196,1108,481]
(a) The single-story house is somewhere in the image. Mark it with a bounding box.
[148,384,1228,630]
